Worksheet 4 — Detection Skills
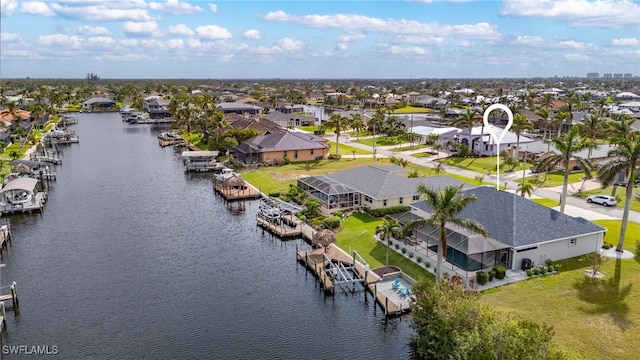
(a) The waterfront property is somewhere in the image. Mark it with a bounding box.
[232,130,329,165]
[82,97,117,111]
[390,186,606,276]
[212,168,262,200]
[297,165,470,214]
[0,178,47,215]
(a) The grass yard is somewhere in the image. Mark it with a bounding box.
[183,133,208,150]
[240,158,394,194]
[530,197,560,207]
[335,213,434,282]
[411,151,438,159]
[327,141,372,156]
[354,136,402,147]
[389,143,426,152]
[482,220,640,360]
[440,156,526,174]
[577,186,640,213]
[527,171,586,188]
[391,106,433,114]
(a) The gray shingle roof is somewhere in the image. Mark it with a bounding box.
[412,186,606,248]
[239,131,328,152]
[323,165,471,200]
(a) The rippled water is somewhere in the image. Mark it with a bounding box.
[1,113,413,359]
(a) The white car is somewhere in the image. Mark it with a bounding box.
[586,195,617,207]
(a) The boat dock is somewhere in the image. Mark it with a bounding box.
[212,169,262,200]
[29,151,62,165]
[297,243,414,316]
[256,197,306,238]
[44,129,79,145]
[181,151,223,172]
[0,221,12,255]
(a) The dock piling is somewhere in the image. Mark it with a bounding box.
[11,282,18,311]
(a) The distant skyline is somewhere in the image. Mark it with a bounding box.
[0,0,639,79]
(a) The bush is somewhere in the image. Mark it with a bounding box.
[554,264,562,272]
[493,265,506,280]
[526,269,533,277]
[488,271,495,281]
[409,252,414,258]
[476,271,489,285]
[283,155,291,164]
[394,243,400,250]
[547,265,554,272]
[297,214,306,221]
[602,243,611,249]
[541,266,548,274]
[333,210,343,218]
[323,216,341,229]
[401,247,407,254]
[365,206,411,217]
[417,256,423,263]
[425,262,431,268]
[268,191,281,197]
[635,241,640,259]
[327,154,342,160]
[533,268,540,276]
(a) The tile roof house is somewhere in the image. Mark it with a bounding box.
[297,165,471,214]
[232,130,328,165]
[391,186,606,275]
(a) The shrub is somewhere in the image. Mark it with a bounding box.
[533,268,540,276]
[364,206,411,217]
[268,191,281,197]
[476,271,489,285]
[541,266,548,274]
[493,265,506,280]
[635,241,640,259]
[488,271,495,281]
[323,216,341,229]
[401,247,407,254]
[297,214,306,221]
[526,269,533,277]
[333,210,343,218]
[327,154,342,160]
[547,265,554,272]
[417,256,423,263]
[545,259,553,267]
[283,155,291,164]
[425,262,431,268]
[602,243,611,249]
[409,252,414,259]
[394,243,400,250]
[554,264,561,272]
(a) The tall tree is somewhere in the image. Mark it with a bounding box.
[511,113,533,162]
[578,114,604,160]
[405,185,488,281]
[325,113,347,156]
[349,113,365,140]
[375,218,402,272]
[536,125,592,213]
[596,132,640,252]
[450,108,480,154]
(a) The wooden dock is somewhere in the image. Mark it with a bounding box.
[212,176,262,201]
[0,192,47,215]
[257,214,302,238]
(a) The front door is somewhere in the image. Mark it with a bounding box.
[499,249,510,268]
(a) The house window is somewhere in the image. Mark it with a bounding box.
[569,238,577,247]
[383,200,387,207]
[399,197,403,204]
[412,195,419,201]
[310,148,314,155]
[284,151,287,157]
[294,150,298,159]
[364,196,372,203]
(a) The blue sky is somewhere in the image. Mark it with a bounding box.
[1,0,638,79]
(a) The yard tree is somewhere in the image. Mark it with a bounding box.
[375,217,402,272]
[405,185,488,282]
[349,113,365,140]
[450,108,480,154]
[518,181,535,198]
[512,113,533,161]
[596,131,640,252]
[325,113,347,156]
[536,125,591,213]
[411,281,561,360]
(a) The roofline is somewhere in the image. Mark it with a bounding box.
[513,229,606,249]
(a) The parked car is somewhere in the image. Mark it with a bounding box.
[586,195,617,207]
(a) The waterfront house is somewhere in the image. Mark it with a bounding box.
[82,97,117,111]
[297,165,470,214]
[232,130,328,165]
[391,186,606,275]
[217,102,262,116]
[142,98,171,119]
[264,111,316,128]
[439,125,537,156]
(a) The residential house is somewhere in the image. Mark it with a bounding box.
[439,125,537,156]
[224,116,282,134]
[217,102,262,116]
[142,98,171,119]
[297,165,470,214]
[264,111,316,128]
[413,95,448,109]
[232,130,328,165]
[82,97,117,111]
[391,186,606,275]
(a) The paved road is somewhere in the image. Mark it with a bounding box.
[336,134,640,222]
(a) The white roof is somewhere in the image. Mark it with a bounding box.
[615,92,639,99]
[0,178,38,193]
[181,151,219,158]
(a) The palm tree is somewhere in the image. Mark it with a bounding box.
[596,132,640,252]
[517,181,534,197]
[511,113,533,162]
[405,185,488,281]
[325,114,347,156]
[349,113,365,140]
[451,108,480,154]
[578,114,604,160]
[375,218,402,272]
[536,125,591,213]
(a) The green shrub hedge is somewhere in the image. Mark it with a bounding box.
[365,206,411,217]
[476,271,488,285]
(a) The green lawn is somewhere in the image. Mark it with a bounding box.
[335,213,434,282]
[482,220,640,360]
[389,143,426,152]
[527,171,586,188]
[577,186,640,213]
[297,125,317,133]
[530,198,560,207]
[327,141,372,156]
[411,151,439,159]
[440,156,526,174]
[354,136,402,147]
[391,106,433,114]
[182,133,208,150]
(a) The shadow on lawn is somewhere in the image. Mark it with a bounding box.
[573,258,634,330]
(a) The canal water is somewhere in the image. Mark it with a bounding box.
[1,113,413,359]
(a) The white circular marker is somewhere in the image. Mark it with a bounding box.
[483,104,514,189]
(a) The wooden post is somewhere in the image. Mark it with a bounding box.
[11,282,18,310]
[385,296,388,316]
[0,302,5,331]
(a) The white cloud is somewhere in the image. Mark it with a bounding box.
[85,36,116,48]
[243,29,260,40]
[336,33,365,42]
[336,43,348,51]
[0,32,22,42]
[49,3,151,21]
[208,3,218,14]
[388,46,428,55]
[187,38,202,48]
[501,0,640,28]
[169,24,195,36]
[19,1,54,16]
[120,38,138,47]
[275,37,304,51]
[149,0,203,15]
[611,37,639,46]
[262,11,500,40]
[195,25,232,40]
[74,25,110,36]
[122,21,159,36]
[165,38,184,49]
[564,53,590,62]
[511,35,592,50]
[1,0,18,16]
[38,34,83,48]
[390,35,444,45]
[2,50,30,57]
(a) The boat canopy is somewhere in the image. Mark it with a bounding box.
[0,178,38,193]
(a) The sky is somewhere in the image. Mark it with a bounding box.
[0,0,639,79]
